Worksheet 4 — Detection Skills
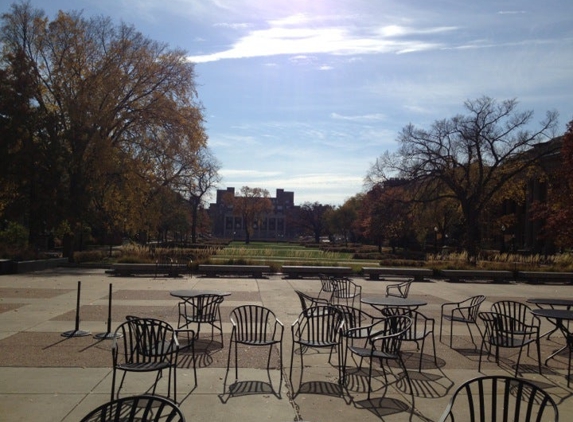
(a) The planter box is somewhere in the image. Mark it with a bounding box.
[362,267,433,281]
[281,265,352,279]
[440,269,514,284]
[12,258,68,273]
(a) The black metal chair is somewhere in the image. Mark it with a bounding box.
[330,277,362,309]
[294,290,330,317]
[331,304,383,364]
[382,307,437,371]
[177,293,224,346]
[438,375,558,422]
[440,295,486,348]
[491,300,541,356]
[341,315,413,400]
[289,305,344,395]
[155,256,175,278]
[318,273,336,302]
[385,279,413,298]
[80,394,185,422]
[225,305,284,396]
[478,311,542,376]
[112,317,179,402]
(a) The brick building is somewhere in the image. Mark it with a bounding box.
[208,188,300,240]
[499,136,563,254]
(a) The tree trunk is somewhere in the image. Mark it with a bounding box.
[190,200,198,244]
[464,212,481,264]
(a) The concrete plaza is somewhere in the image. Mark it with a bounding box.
[1,268,572,421]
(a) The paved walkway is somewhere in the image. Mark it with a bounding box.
[1,268,572,421]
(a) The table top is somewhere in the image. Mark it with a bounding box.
[361,296,427,308]
[531,308,573,320]
[170,290,231,298]
[527,298,573,307]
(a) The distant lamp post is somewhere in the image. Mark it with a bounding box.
[501,225,506,253]
[434,226,439,252]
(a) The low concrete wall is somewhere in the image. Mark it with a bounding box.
[11,258,68,274]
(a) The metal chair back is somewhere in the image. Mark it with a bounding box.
[438,375,558,422]
[294,290,330,317]
[230,304,283,344]
[491,300,540,328]
[117,316,178,366]
[330,277,362,307]
[369,315,413,356]
[318,274,336,301]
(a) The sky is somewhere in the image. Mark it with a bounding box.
[4,0,573,205]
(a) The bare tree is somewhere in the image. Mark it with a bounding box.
[368,96,559,260]
[177,147,221,243]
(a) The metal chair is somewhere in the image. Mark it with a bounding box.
[331,277,362,309]
[225,305,284,396]
[112,317,179,402]
[385,279,413,298]
[80,394,185,422]
[155,256,175,278]
[438,375,558,422]
[491,300,541,355]
[294,290,330,317]
[342,315,413,399]
[478,311,542,376]
[331,304,383,364]
[382,307,437,371]
[440,295,486,348]
[177,293,224,346]
[289,305,344,395]
[317,273,336,302]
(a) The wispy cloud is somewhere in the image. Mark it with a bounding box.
[498,10,526,15]
[220,169,283,178]
[187,14,455,63]
[331,112,386,122]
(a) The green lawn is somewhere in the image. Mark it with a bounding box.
[208,241,379,269]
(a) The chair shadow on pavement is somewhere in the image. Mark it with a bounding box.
[294,380,350,403]
[218,380,276,403]
[343,351,454,422]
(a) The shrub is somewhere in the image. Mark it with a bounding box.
[73,250,106,264]
[0,222,28,248]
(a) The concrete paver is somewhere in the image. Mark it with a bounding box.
[1,268,572,421]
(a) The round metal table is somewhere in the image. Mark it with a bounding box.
[361,296,427,312]
[531,308,573,373]
[170,290,231,299]
[527,298,573,340]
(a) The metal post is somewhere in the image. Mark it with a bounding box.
[61,281,91,338]
[94,283,122,339]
